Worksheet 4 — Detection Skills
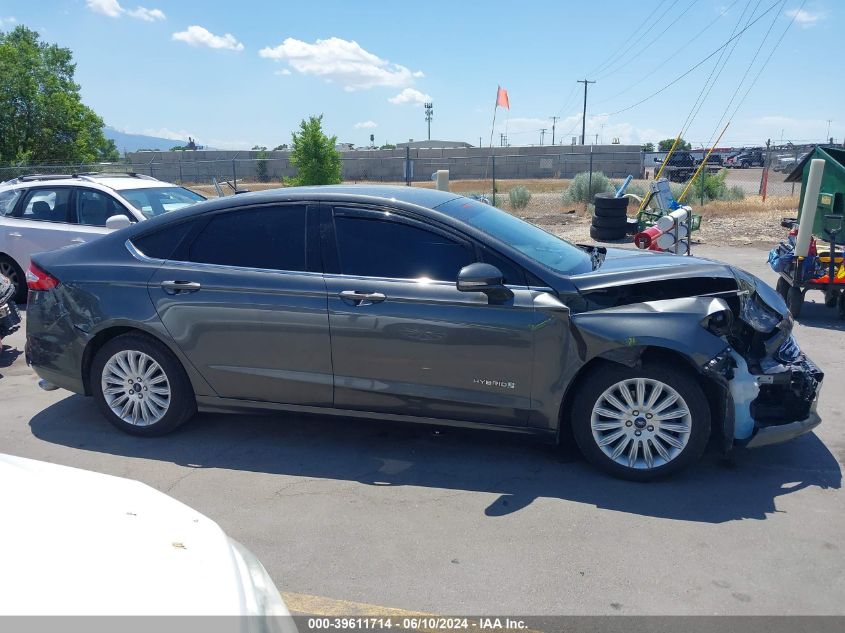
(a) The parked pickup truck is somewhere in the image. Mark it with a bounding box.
[654,151,721,182]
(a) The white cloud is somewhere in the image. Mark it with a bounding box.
[86,0,165,21]
[786,8,822,27]
[495,114,667,145]
[172,26,244,51]
[354,120,378,129]
[141,127,193,141]
[388,88,431,106]
[127,7,165,21]
[274,68,292,76]
[0,16,17,28]
[258,37,423,91]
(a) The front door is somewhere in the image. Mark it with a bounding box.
[149,203,333,406]
[323,205,540,426]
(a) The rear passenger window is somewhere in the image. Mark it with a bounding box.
[132,221,195,260]
[187,206,307,271]
[18,188,71,222]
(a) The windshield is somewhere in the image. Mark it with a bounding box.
[118,187,205,219]
[437,197,592,275]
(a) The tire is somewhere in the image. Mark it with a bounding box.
[0,256,26,304]
[741,161,750,169]
[824,289,839,308]
[570,361,711,481]
[787,286,803,319]
[593,192,629,210]
[591,215,628,229]
[91,333,196,436]
[593,204,628,218]
[837,292,845,320]
[590,225,626,242]
[776,277,789,301]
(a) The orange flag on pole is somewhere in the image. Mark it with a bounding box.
[496,86,509,109]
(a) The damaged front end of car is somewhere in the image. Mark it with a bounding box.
[701,269,824,450]
[567,255,824,453]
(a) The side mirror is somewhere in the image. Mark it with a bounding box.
[105,214,132,231]
[457,263,513,302]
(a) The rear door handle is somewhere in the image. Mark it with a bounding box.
[8,232,21,238]
[70,238,86,244]
[161,280,202,295]
[339,290,386,306]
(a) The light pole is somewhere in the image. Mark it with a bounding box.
[424,102,433,141]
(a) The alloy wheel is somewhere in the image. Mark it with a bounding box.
[101,350,171,426]
[590,377,692,470]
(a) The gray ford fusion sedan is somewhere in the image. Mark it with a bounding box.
[25,186,823,480]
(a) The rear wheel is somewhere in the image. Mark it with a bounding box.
[91,333,196,436]
[776,277,789,301]
[0,257,26,303]
[787,286,803,319]
[570,362,710,481]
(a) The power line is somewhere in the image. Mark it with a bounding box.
[587,0,674,77]
[595,0,700,82]
[605,0,784,117]
[591,0,741,108]
[679,0,758,139]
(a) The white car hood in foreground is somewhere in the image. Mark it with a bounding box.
[0,454,289,617]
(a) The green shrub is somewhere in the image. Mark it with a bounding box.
[508,185,531,209]
[286,114,342,186]
[563,171,614,204]
[620,181,648,197]
[255,149,269,182]
[727,185,745,200]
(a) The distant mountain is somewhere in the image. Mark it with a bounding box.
[103,127,187,153]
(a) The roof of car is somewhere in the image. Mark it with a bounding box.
[0,173,176,193]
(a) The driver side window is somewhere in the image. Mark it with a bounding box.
[333,215,475,281]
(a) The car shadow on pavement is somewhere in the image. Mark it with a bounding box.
[29,394,841,524]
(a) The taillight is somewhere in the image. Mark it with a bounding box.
[26,263,60,291]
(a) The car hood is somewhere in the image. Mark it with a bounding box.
[570,247,736,292]
[0,454,287,616]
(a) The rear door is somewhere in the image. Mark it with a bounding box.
[148,203,333,406]
[322,204,539,426]
[2,186,76,271]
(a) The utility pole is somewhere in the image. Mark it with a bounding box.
[594,133,599,144]
[424,102,433,140]
[826,119,832,141]
[500,133,505,147]
[550,116,559,146]
[540,128,547,145]
[577,79,595,145]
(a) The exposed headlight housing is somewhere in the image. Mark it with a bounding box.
[701,309,733,337]
[733,268,784,333]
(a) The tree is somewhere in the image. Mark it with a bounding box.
[0,25,118,164]
[273,144,288,151]
[379,143,396,150]
[255,149,269,182]
[251,145,267,151]
[641,142,655,152]
[287,115,342,185]
[657,138,691,151]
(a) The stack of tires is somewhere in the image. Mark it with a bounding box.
[590,193,629,242]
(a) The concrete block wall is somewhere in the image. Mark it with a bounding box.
[125,145,643,184]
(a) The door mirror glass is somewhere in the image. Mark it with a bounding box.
[457,263,513,301]
[105,214,132,231]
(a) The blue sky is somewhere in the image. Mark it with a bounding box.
[1,0,841,149]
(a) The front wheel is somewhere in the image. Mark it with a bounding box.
[570,362,711,481]
[91,333,196,436]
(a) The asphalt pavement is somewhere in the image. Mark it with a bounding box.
[0,244,842,615]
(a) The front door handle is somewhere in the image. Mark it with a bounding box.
[70,238,86,244]
[161,280,202,295]
[339,290,386,306]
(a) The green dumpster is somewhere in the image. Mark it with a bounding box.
[786,146,845,238]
